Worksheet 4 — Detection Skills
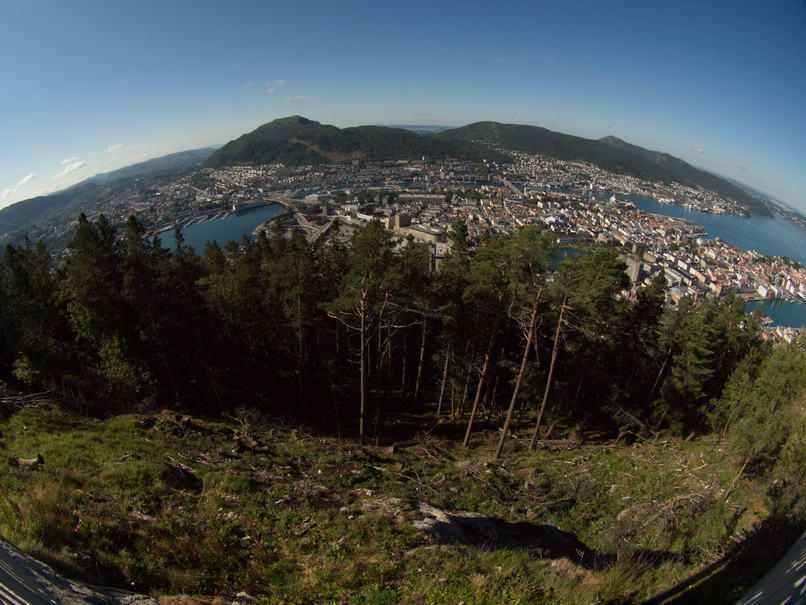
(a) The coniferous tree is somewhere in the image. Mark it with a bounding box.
[326,219,399,443]
[0,240,74,390]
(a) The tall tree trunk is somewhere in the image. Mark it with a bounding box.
[457,369,471,419]
[401,330,408,392]
[463,291,505,448]
[296,289,306,402]
[359,306,368,445]
[147,307,183,406]
[645,345,674,410]
[436,343,451,417]
[530,297,568,451]
[495,288,541,459]
[413,318,428,405]
[456,340,477,418]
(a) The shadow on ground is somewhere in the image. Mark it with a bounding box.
[362,494,677,572]
[642,516,805,605]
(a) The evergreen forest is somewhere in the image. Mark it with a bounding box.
[2,213,804,462]
[0,213,803,602]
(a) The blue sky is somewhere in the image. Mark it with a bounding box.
[1,0,804,213]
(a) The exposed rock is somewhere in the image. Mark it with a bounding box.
[161,462,203,493]
[411,502,467,543]
[355,492,591,559]
[134,417,156,430]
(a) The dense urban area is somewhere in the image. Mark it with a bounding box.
[65,150,805,343]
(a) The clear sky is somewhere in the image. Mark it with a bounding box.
[1,0,804,212]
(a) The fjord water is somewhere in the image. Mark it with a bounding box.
[744,299,806,328]
[174,203,285,251]
[560,189,806,327]
[172,193,806,327]
[619,193,806,327]
[622,193,806,265]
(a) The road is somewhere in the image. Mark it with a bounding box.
[736,530,806,605]
[267,196,338,243]
[0,536,157,604]
[0,541,58,605]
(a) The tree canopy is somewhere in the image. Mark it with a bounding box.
[0,214,795,455]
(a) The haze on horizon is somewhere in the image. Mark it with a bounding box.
[1,0,804,214]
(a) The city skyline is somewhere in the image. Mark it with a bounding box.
[1,0,804,213]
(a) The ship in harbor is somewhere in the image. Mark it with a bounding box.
[232,199,266,213]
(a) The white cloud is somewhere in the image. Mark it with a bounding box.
[266,88,276,94]
[244,82,254,88]
[513,118,534,124]
[54,161,87,179]
[17,173,36,187]
[1,173,36,198]
[62,156,78,165]
[284,95,308,102]
[106,143,123,153]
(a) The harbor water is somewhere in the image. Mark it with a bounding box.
[170,203,285,252]
[168,192,806,327]
[555,189,806,327]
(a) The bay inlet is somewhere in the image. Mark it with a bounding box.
[167,203,286,252]
[165,193,806,328]
[567,189,806,327]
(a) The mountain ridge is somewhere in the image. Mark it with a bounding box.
[202,115,510,168]
[205,116,770,216]
[2,117,778,236]
[0,147,215,241]
[597,135,772,216]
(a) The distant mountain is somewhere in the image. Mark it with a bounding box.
[435,121,683,184]
[0,183,98,234]
[90,147,216,184]
[203,116,509,168]
[598,136,772,216]
[381,125,453,135]
[0,147,215,238]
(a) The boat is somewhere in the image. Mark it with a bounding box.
[232,199,266,213]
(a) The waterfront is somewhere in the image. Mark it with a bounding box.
[576,190,806,266]
[166,191,806,327]
[614,193,806,327]
[173,203,285,251]
[746,299,806,329]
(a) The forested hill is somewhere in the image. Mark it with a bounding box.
[202,116,509,168]
[0,148,214,238]
[205,116,772,217]
[0,207,803,602]
[598,135,773,216]
[435,121,681,183]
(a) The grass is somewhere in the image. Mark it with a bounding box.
[0,402,800,603]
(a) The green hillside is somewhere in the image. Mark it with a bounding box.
[436,121,682,183]
[598,136,773,216]
[0,148,213,239]
[203,116,510,168]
